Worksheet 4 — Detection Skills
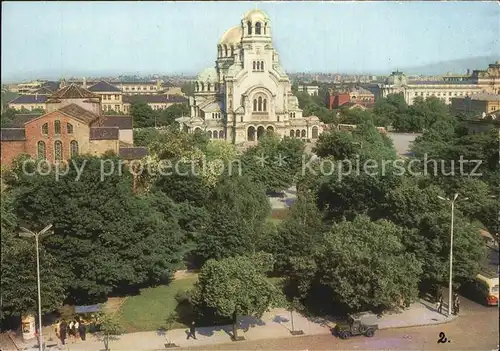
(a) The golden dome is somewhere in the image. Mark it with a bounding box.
[219,26,242,46]
[242,9,269,22]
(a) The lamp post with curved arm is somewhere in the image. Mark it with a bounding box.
[19,224,53,351]
[437,194,468,317]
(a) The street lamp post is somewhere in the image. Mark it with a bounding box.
[437,194,468,317]
[19,224,53,351]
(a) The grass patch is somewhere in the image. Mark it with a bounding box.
[116,275,286,332]
[116,276,197,333]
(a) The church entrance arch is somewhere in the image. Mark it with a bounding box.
[257,126,265,140]
[247,126,256,141]
[312,126,319,139]
[194,127,202,134]
[266,126,274,133]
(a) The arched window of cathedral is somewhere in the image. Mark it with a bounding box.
[213,131,218,139]
[207,83,211,92]
[257,61,261,70]
[37,141,46,159]
[263,99,267,111]
[264,23,267,35]
[253,61,256,70]
[301,129,306,138]
[200,82,204,91]
[255,22,262,35]
[247,21,252,35]
[231,46,235,57]
[217,45,222,58]
[253,99,257,111]
[261,61,264,71]
[54,140,63,161]
[290,130,295,138]
[258,97,262,111]
[195,82,199,92]
[70,140,79,157]
[41,123,48,135]
[54,120,61,135]
[219,130,224,139]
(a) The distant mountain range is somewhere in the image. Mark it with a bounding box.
[400,56,498,76]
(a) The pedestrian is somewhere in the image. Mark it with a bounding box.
[78,322,86,341]
[454,294,460,315]
[436,299,441,313]
[186,321,197,340]
[74,319,80,340]
[438,295,443,314]
[59,320,67,345]
[68,320,74,339]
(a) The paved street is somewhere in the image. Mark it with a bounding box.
[183,295,498,351]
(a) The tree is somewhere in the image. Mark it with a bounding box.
[164,312,179,346]
[313,131,357,159]
[0,191,66,319]
[96,312,123,351]
[181,82,195,96]
[194,176,270,264]
[0,108,17,127]
[191,255,283,340]
[130,101,158,128]
[241,134,305,192]
[157,103,189,127]
[272,190,324,273]
[317,215,423,310]
[8,155,185,300]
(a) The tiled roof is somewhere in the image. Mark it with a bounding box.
[33,87,55,95]
[8,95,48,104]
[49,84,99,99]
[101,116,133,129]
[119,81,157,85]
[0,128,26,141]
[58,103,101,124]
[10,113,42,127]
[42,81,60,92]
[122,95,187,104]
[89,127,119,140]
[88,81,121,93]
[119,147,149,160]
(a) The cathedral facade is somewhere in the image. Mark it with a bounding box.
[176,9,324,144]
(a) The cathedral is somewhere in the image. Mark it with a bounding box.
[176,9,325,144]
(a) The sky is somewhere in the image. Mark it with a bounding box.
[1,1,499,82]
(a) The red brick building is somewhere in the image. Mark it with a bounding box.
[328,86,375,110]
[1,84,147,167]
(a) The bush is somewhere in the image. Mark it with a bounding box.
[174,290,191,305]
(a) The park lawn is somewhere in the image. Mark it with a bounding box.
[116,275,285,332]
[116,276,198,332]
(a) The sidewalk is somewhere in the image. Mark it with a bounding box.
[18,299,456,350]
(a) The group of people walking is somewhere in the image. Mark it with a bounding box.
[436,293,460,315]
[55,318,86,345]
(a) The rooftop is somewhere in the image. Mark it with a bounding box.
[0,128,26,141]
[9,113,43,127]
[101,115,133,129]
[88,81,122,93]
[8,94,48,104]
[123,95,187,104]
[89,127,119,140]
[49,84,99,100]
[119,147,149,160]
[469,93,500,102]
[58,103,101,124]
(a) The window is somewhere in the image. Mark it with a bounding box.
[42,123,48,135]
[253,61,256,70]
[54,140,63,161]
[261,61,264,70]
[150,86,154,90]
[253,99,257,111]
[247,21,252,35]
[70,140,79,157]
[263,99,267,111]
[255,22,262,35]
[37,141,46,159]
[258,97,262,111]
[54,120,61,135]
[115,105,120,111]
[257,61,260,70]
[67,123,74,134]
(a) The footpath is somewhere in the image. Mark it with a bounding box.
[18,299,456,351]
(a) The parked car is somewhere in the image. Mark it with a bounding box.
[334,312,379,339]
